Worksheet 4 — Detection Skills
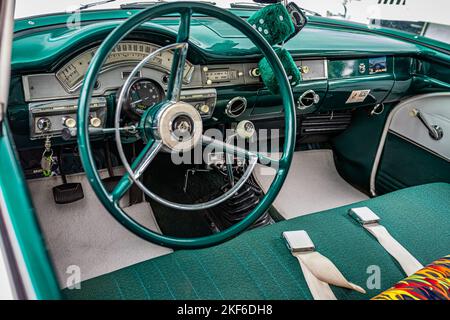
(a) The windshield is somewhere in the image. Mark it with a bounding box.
[15,0,450,44]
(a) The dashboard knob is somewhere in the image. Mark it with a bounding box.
[90,117,102,128]
[202,66,209,72]
[236,120,255,139]
[37,117,52,132]
[199,104,210,114]
[206,79,213,85]
[299,65,310,74]
[62,116,76,128]
[249,68,260,78]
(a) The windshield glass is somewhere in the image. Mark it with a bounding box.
[15,0,450,44]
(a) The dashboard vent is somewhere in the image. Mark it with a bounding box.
[226,97,247,118]
[300,111,352,136]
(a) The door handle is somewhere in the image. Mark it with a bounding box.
[412,108,444,141]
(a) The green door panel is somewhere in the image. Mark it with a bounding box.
[0,121,60,299]
[376,133,450,195]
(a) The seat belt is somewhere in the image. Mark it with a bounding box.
[349,207,424,276]
[283,230,366,300]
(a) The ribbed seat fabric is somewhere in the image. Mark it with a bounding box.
[63,183,450,300]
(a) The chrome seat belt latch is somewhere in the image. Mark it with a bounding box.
[349,207,381,226]
[282,230,315,253]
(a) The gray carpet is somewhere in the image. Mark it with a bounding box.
[253,150,369,219]
[28,168,172,288]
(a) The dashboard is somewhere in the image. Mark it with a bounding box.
[10,11,434,149]
[22,39,334,141]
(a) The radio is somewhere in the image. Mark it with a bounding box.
[29,97,107,139]
[202,66,245,85]
[179,89,217,119]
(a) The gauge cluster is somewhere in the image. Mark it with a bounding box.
[56,41,194,92]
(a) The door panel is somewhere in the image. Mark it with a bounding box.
[372,93,450,195]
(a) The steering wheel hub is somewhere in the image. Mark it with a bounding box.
[151,101,202,152]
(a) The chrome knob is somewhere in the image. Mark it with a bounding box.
[90,117,102,128]
[62,116,76,128]
[199,104,210,114]
[249,68,260,78]
[37,117,51,132]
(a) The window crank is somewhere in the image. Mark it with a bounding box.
[411,108,444,141]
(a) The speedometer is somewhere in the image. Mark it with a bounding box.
[120,78,165,120]
[56,41,194,92]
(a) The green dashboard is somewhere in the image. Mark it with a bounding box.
[8,8,450,149]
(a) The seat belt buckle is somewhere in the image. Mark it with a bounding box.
[282,230,315,253]
[349,207,381,226]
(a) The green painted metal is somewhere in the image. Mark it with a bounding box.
[12,13,425,72]
[323,74,394,111]
[166,9,191,101]
[13,8,450,54]
[0,120,60,299]
[76,2,296,249]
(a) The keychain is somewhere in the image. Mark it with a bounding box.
[41,136,54,177]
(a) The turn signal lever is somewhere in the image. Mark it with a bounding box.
[412,109,444,141]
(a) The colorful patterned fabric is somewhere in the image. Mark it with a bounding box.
[372,255,450,300]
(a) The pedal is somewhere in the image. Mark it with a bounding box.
[53,182,84,204]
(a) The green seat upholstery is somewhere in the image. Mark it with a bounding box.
[63,183,450,300]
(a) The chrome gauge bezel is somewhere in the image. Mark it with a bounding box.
[117,77,165,120]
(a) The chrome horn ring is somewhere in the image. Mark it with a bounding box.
[113,42,266,211]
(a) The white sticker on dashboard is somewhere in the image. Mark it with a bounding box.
[346,90,371,104]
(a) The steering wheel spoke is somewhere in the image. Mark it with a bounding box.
[111,139,163,201]
[166,9,192,102]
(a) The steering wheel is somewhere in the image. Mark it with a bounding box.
[77,2,296,249]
